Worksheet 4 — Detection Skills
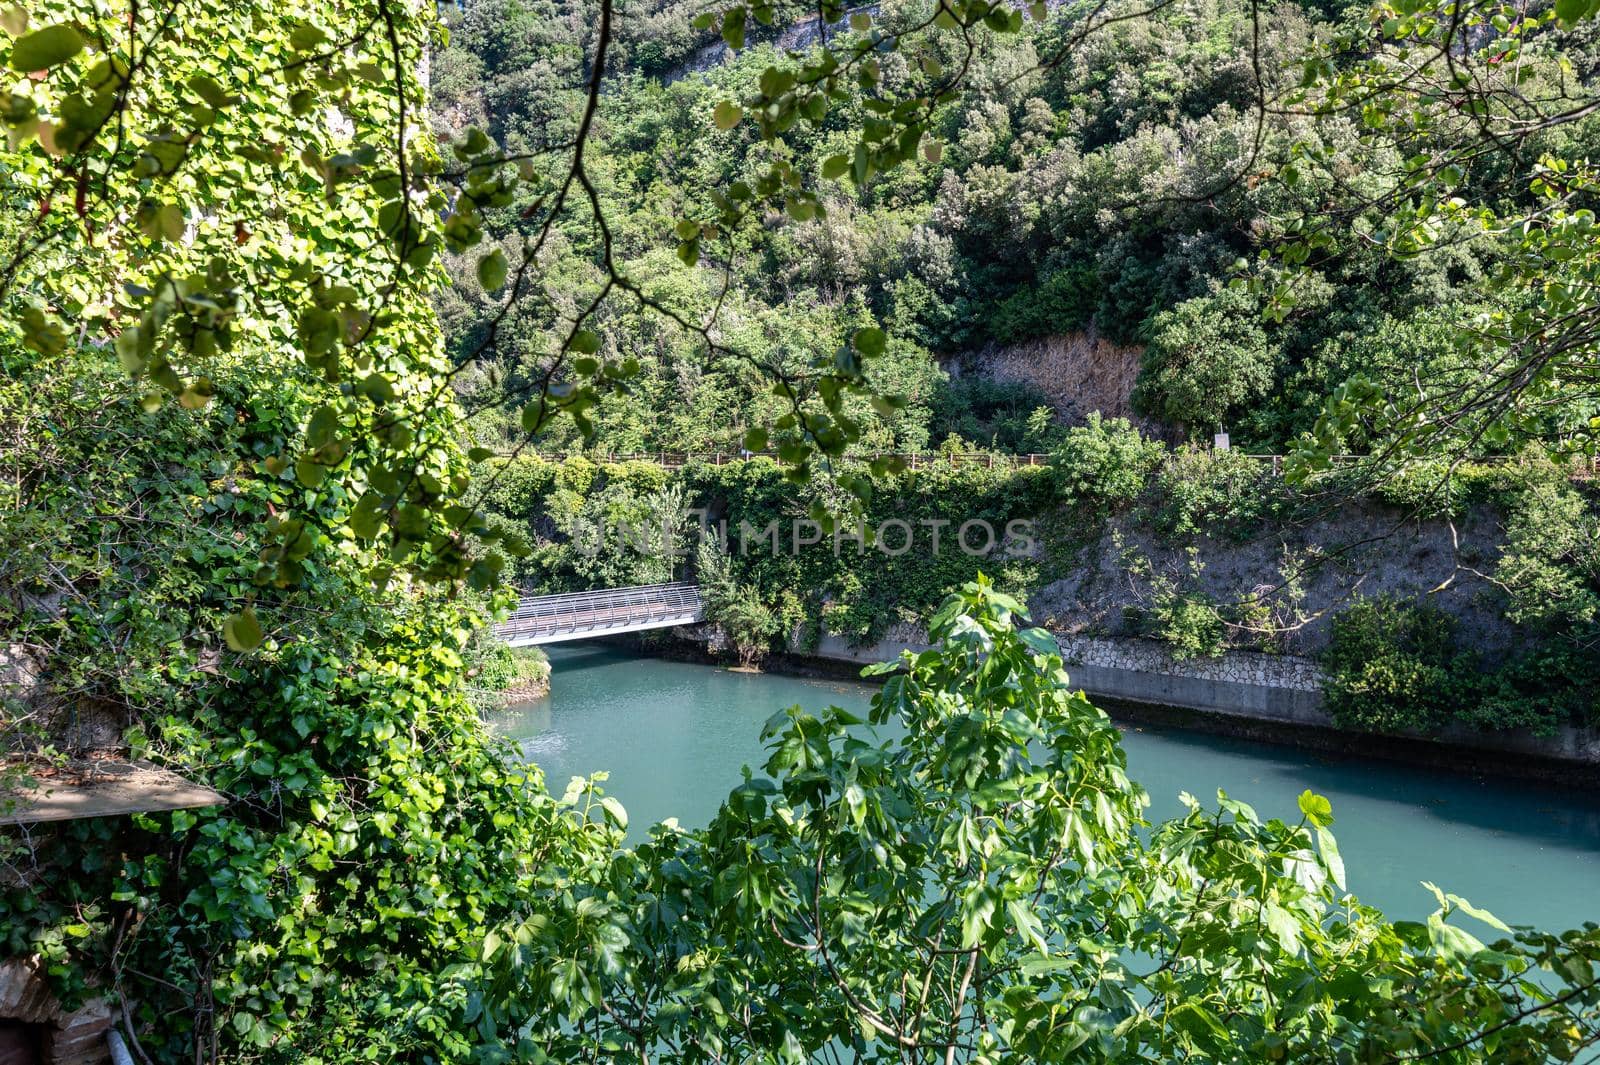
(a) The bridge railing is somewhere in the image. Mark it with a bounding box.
[497,582,704,643]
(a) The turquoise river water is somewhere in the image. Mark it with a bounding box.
[493,642,1600,928]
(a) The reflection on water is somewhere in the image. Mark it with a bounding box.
[492,642,1600,927]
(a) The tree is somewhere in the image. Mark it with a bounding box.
[697,539,781,667]
[492,580,1600,1061]
[1275,0,1600,471]
[5,0,1600,1060]
[1136,285,1275,434]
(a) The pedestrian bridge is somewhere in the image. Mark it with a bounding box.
[495,582,705,646]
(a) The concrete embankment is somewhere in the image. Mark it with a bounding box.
[674,623,1600,786]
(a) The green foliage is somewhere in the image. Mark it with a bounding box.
[0,0,504,605]
[986,265,1098,345]
[479,581,1600,1060]
[696,539,781,666]
[1366,460,1489,519]
[467,635,550,697]
[7,0,1600,1060]
[1496,478,1600,639]
[1136,286,1275,433]
[0,358,611,1058]
[928,377,1062,453]
[1321,593,1599,735]
[692,457,1052,644]
[435,0,1539,468]
[1322,596,1464,733]
[1146,446,1284,541]
[1051,413,1164,517]
[1279,0,1600,468]
[475,453,1053,645]
[1146,583,1227,660]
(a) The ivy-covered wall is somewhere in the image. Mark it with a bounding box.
[477,427,1600,738]
[1,361,618,1059]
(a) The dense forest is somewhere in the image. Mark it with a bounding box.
[4,0,1600,1060]
[433,0,1600,740]
[431,0,1600,456]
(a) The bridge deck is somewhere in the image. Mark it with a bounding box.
[496,582,704,646]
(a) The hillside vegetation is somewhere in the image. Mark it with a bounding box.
[3,0,1600,1059]
[436,0,1600,740]
[433,0,1600,456]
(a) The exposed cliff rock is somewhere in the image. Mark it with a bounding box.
[975,330,1148,427]
[1031,498,1520,660]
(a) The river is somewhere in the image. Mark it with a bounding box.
[493,642,1600,928]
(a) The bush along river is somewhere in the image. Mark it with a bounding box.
[492,642,1600,928]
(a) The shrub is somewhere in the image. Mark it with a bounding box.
[928,377,1059,452]
[465,636,550,702]
[1322,596,1463,733]
[1463,646,1600,734]
[1051,413,1164,517]
[1147,583,1227,659]
[469,636,520,691]
[697,540,781,667]
[987,265,1098,345]
[1495,478,1600,638]
[1146,445,1280,540]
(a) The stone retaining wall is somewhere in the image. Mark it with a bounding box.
[782,625,1600,773]
[1052,634,1329,727]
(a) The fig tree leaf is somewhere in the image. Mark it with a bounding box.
[223,608,264,652]
[9,25,84,72]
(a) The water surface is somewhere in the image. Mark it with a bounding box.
[495,642,1600,927]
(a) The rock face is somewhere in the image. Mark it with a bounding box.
[667,4,877,82]
[0,958,111,1065]
[2,643,126,757]
[0,645,42,714]
[1030,498,1522,661]
[978,331,1148,427]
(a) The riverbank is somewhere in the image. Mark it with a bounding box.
[615,625,1600,788]
[467,644,552,710]
[503,641,1600,930]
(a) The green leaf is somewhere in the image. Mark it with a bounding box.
[1315,826,1345,891]
[290,23,328,51]
[851,327,887,358]
[477,248,509,291]
[295,458,328,487]
[713,101,743,131]
[188,74,231,108]
[1554,0,1590,23]
[568,330,601,354]
[223,608,264,652]
[1262,901,1303,952]
[720,8,745,49]
[1297,789,1333,828]
[9,24,84,72]
[1017,627,1057,658]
